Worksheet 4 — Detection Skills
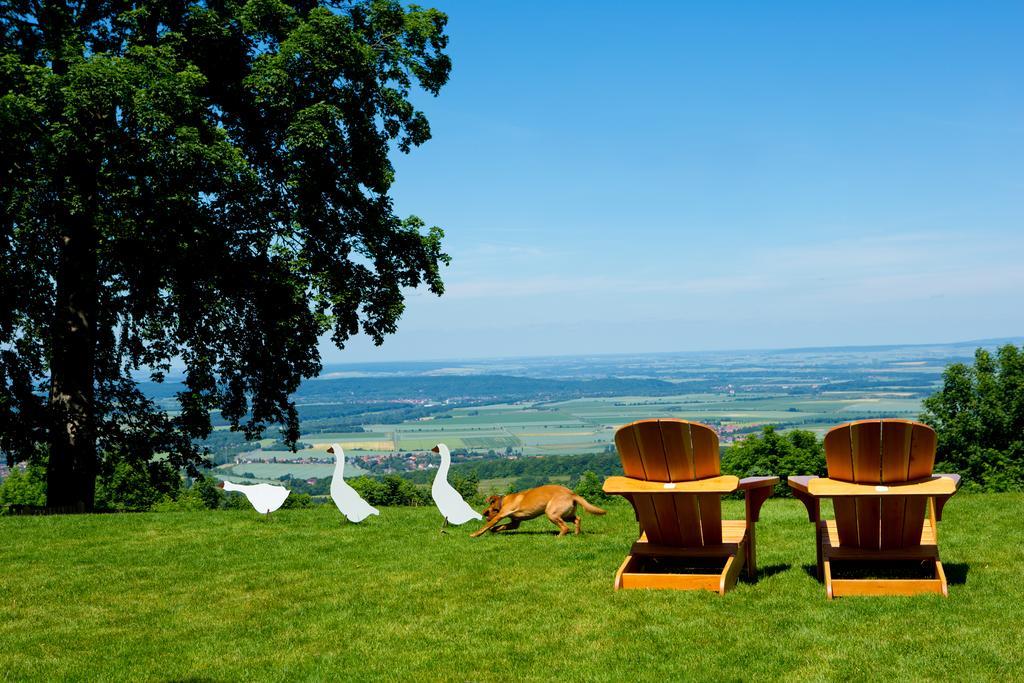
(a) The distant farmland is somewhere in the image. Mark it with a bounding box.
[195,339,1009,485]
[358,391,923,457]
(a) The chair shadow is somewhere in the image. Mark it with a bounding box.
[944,562,969,585]
[743,563,791,584]
[800,562,970,585]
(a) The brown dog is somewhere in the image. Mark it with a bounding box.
[470,484,606,537]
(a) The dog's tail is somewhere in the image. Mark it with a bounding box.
[573,495,606,515]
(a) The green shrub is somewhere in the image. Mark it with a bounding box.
[349,475,430,507]
[281,492,315,509]
[0,464,47,509]
[152,492,209,512]
[151,475,224,511]
[187,475,224,509]
[222,490,253,510]
[449,472,480,505]
[574,470,611,504]
[95,460,181,511]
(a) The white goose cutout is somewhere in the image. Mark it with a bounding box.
[220,480,290,515]
[431,443,482,528]
[327,444,379,523]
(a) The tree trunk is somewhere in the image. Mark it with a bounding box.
[46,171,99,512]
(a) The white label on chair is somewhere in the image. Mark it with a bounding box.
[664,483,676,489]
[875,485,889,492]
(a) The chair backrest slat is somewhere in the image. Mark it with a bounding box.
[633,494,663,543]
[908,424,937,479]
[851,420,883,549]
[633,420,673,482]
[660,421,696,481]
[692,424,721,479]
[613,419,721,547]
[823,425,861,546]
[652,497,686,545]
[900,424,937,547]
[880,422,913,549]
[824,419,938,550]
[697,494,723,544]
[616,425,647,480]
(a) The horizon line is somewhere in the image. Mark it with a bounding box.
[316,335,1024,370]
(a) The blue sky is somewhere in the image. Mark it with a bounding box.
[325,1,1023,363]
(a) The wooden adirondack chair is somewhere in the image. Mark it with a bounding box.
[788,419,960,599]
[603,419,778,594]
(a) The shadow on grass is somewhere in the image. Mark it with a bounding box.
[802,563,822,580]
[945,563,969,585]
[743,563,791,583]
[487,529,576,536]
[800,561,970,585]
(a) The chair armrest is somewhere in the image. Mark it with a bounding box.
[934,473,961,520]
[739,476,779,489]
[740,476,778,523]
[602,475,739,495]
[787,476,821,522]
[787,475,818,495]
[807,475,957,497]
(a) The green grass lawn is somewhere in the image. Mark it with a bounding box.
[1,494,1021,681]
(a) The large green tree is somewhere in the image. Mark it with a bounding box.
[921,344,1024,491]
[0,0,451,510]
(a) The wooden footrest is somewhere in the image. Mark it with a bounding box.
[615,521,750,595]
[829,577,946,597]
[616,552,745,594]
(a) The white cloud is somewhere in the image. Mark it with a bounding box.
[321,229,1024,361]
[444,230,1022,302]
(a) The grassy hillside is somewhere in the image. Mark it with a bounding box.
[1,495,1021,681]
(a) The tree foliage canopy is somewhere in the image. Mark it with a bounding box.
[922,344,1024,491]
[0,0,451,508]
[721,425,826,496]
